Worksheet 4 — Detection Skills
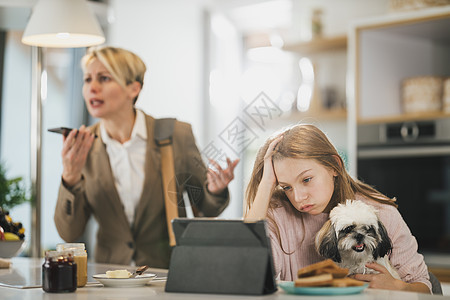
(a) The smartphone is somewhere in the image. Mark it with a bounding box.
[48,127,97,138]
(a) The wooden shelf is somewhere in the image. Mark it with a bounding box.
[358,111,450,124]
[281,36,348,123]
[284,108,347,121]
[283,35,347,54]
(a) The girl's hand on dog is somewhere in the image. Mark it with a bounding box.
[352,262,406,291]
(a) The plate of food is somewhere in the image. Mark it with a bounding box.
[93,269,156,288]
[279,259,368,295]
[278,281,368,295]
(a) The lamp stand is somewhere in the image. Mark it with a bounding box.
[30,46,43,258]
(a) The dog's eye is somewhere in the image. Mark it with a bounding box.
[343,225,355,234]
[367,226,377,235]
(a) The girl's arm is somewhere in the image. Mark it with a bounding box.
[353,262,430,293]
[245,136,283,220]
[245,180,276,220]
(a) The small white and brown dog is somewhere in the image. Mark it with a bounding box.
[315,200,400,279]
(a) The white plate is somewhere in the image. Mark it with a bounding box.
[92,273,156,287]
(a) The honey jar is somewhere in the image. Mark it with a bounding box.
[57,243,87,287]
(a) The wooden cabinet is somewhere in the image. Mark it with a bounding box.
[346,7,450,176]
[352,7,450,124]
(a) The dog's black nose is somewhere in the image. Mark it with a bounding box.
[355,233,364,243]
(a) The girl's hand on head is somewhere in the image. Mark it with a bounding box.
[351,262,406,291]
[61,125,95,187]
[261,135,283,186]
[244,134,283,220]
[207,157,240,195]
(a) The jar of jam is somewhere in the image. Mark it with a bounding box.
[42,250,77,293]
[57,243,87,287]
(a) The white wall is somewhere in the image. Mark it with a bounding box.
[107,0,207,145]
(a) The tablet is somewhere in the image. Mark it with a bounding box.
[167,218,277,295]
[172,218,271,247]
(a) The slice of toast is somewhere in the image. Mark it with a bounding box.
[294,273,334,287]
[330,277,366,287]
[295,260,362,288]
[297,259,339,278]
[312,266,349,278]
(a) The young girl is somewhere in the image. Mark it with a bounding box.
[245,124,431,293]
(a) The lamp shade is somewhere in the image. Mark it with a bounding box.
[22,0,105,48]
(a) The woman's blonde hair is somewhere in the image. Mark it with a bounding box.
[81,46,147,103]
[245,124,397,215]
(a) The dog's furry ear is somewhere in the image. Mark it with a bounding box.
[373,220,393,259]
[315,220,341,263]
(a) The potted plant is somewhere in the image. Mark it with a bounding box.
[0,163,30,248]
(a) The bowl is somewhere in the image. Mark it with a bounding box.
[0,240,25,258]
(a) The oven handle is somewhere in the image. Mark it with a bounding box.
[358,146,450,159]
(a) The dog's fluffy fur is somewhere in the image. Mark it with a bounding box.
[315,200,400,279]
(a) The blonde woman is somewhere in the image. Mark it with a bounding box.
[245,124,431,293]
[54,46,238,268]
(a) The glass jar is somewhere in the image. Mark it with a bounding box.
[57,243,87,287]
[42,250,77,293]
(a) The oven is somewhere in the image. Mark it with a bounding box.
[357,119,450,256]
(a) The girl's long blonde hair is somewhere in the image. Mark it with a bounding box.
[245,124,397,216]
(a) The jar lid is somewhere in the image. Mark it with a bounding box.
[56,243,85,251]
[56,243,87,256]
[45,250,74,261]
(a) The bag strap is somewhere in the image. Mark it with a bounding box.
[154,118,178,246]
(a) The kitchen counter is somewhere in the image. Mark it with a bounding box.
[0,257,449,299]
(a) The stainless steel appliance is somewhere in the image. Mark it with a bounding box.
[357,119,450,255]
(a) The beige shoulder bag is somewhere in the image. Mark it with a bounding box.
[154,118,178,246]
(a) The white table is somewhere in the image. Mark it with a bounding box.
[0,257,448,300]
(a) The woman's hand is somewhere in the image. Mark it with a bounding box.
[61,125,95,187]
[207,158,240,195]
[261,135,283,187]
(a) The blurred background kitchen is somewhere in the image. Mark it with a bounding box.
[0,0,449,285]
